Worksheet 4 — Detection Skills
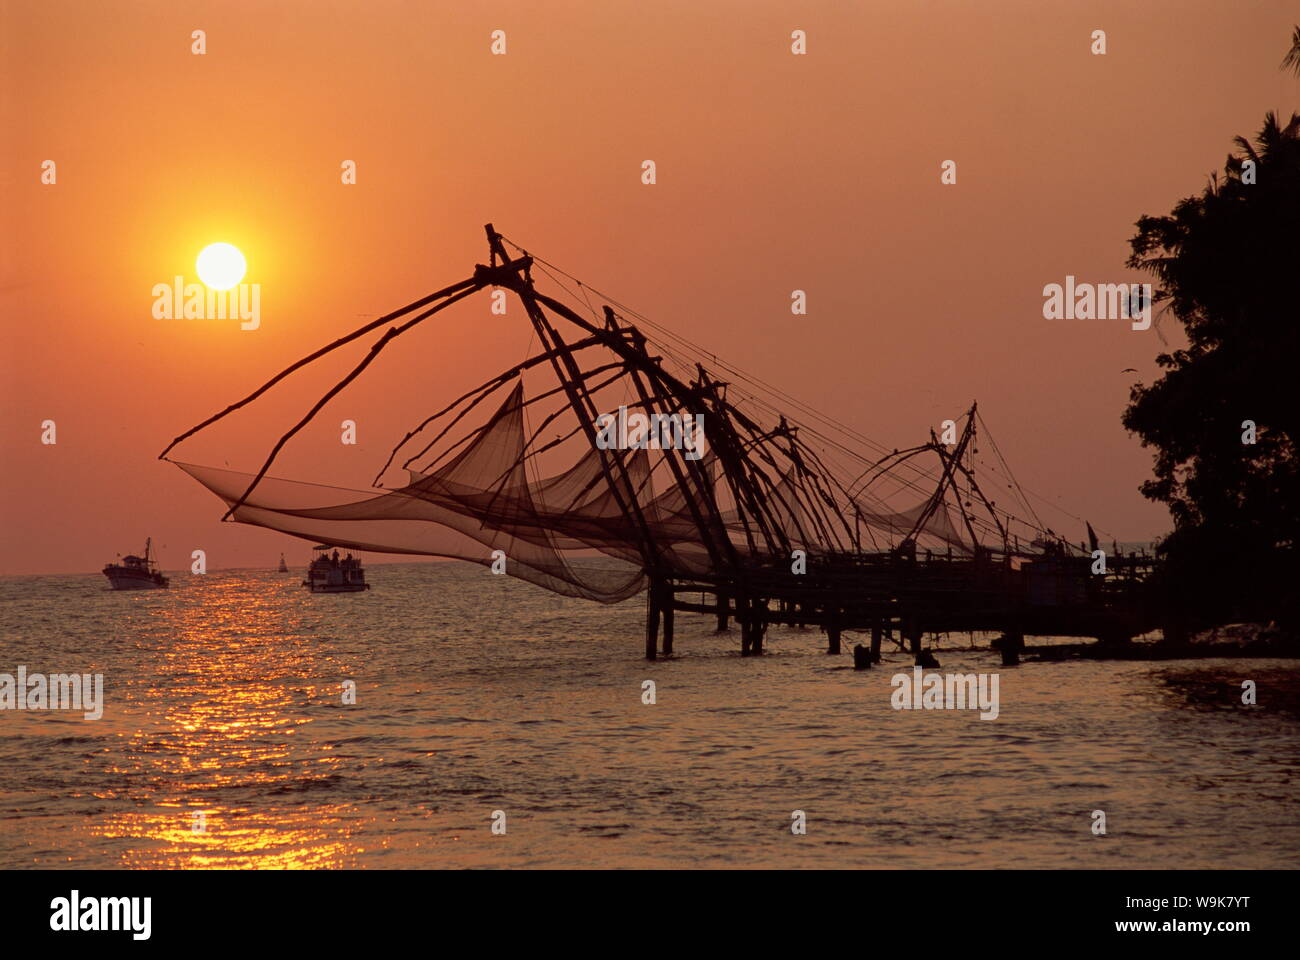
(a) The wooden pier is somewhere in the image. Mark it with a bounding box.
[643,549,1159,663]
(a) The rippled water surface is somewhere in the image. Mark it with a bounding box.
[1,563,1297,869]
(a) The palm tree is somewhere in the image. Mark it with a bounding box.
[1283,25,1300,76]
[1122,105,1300,633]
[1230,110,1300,182]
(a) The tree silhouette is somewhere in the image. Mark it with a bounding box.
[1283,25,1300,77]
[1123,100,1299,636]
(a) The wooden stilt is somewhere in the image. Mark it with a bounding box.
[870,623,883,663]
[906,619,924,665]
[1001,627,1023,666]
[716,589,730,632]
[645,583,660,661]
[661,586,674,656]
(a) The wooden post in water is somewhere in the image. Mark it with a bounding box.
[827,608,841,654]
[853,644,872,669]
[716,589,730,632]
[1001,626,1023,666]
[661,582,674,656]
[645,580,660,661]
[905,618,924,665]
[870,623,883,663]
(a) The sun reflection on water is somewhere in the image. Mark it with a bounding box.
[85,574,370,868]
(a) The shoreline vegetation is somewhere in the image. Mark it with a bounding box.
[1120,28,1299,646]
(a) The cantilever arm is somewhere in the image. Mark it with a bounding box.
[218,283,483,520]
[157,275,481,461]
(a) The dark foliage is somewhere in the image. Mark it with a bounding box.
[1124,108,1299,633]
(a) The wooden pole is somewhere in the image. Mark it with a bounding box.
[159,274,484,461]
[740,596,754,656]
[870,623,883,663]
[645,585,660,660]
[1001,626,1023,666]
[906,619,923,665]
[853,644,872,669]
[661,582,674,656]
[219,284,483,519]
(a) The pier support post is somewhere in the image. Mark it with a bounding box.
[740,598,766,655]
[853,644,872,669]
[870,624,883,663]
[661,586,674,656]
[645,583,660,661]
[1001,628,1023,666]
[715,590,730,633]
[905,619,924,666]
[827,627,841,655]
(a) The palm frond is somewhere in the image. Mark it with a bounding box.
[1281,25,1300,76]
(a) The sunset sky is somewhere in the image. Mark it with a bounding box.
[2,0,1295,575]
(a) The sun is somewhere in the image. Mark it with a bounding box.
[196,243,247,291]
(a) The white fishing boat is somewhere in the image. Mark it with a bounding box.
[103,538,169,590]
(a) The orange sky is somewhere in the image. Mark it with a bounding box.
[2,0,1296,575]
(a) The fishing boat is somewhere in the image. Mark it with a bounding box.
[302,545,370,593]
[103,538,169,590]
[277,553,289,572]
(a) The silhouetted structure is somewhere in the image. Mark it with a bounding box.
[162,227,1158,659]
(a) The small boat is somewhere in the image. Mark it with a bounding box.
[303,545,370,593]
[278,553,289,573]
[103,538,169,590]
